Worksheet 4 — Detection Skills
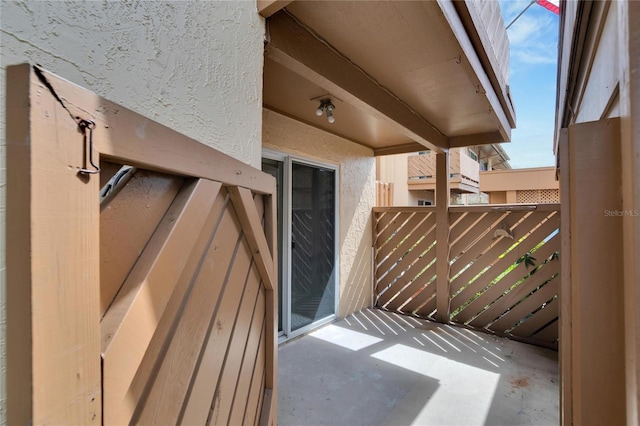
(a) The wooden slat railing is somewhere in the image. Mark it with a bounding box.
[374,204,561,349]
[408,153,437,179]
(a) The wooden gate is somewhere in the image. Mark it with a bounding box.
[6,64,277,425]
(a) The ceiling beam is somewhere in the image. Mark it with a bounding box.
[258,0,293,18]
[265,12,449,152]
[448,131,505,148]
[373,142,428,157]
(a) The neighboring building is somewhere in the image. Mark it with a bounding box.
[378,145,562,207]
[1,0,516,422]
[377,145,512,206]
[554,1,640,425]
[480,166,559,204]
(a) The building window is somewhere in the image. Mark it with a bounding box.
[418,199,432,206]
[467,148,478,161]
[480,160,488,171]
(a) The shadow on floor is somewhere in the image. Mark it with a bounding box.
[278,308,558,426]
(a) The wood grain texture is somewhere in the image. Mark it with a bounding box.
[177,227,252,424]
[568,118,625,424]
[435,152,451,322]
[6,63,33,425]
[265,12,448,151]
[101,179,222,425]
[27,66,276,195]
[100,170,183,316]
[228,288,267,426]
[558,128,573,426]
[7,64,101,424]
[10,64,277,426]
[209,266,263,425]
[373,203,561,348]
[135,200,244,424]
[263,191,278,424]
[229,187,275,291]
[469,257,560,329]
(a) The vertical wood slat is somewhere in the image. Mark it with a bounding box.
[558,128,572,426]
[100,171,183,315]
[263,192,278,426]
[101,180,223,425]
[375,181,394,207]
[435,151,451,322]
[6,62,34,425]
[568,118,626,424]
[6,64,101,424]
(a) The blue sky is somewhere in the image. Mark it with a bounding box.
[498,0,560,168]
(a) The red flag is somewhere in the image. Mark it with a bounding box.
[537,0,560,14]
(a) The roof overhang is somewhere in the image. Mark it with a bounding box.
[263,1,515,156]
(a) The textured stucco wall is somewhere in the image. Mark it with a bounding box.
[0,2,265,421]
[262,109,375,318]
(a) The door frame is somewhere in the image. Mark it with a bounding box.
[262,149,340,341]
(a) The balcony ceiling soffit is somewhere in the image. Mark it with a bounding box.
[263,1,512,154]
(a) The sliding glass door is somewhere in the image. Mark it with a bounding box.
[290,162,336,331]
[262,153,337,338]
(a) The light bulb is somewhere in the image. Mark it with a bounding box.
[315,106,324,116]
[327,112,335,124]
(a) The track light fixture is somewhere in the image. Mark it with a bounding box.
[315,99,336,124]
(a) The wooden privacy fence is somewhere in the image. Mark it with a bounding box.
[6,64,277,425]
[375,181,394,207]
[373,204,560,348]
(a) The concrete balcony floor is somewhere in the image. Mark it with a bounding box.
[278,308,558,426]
